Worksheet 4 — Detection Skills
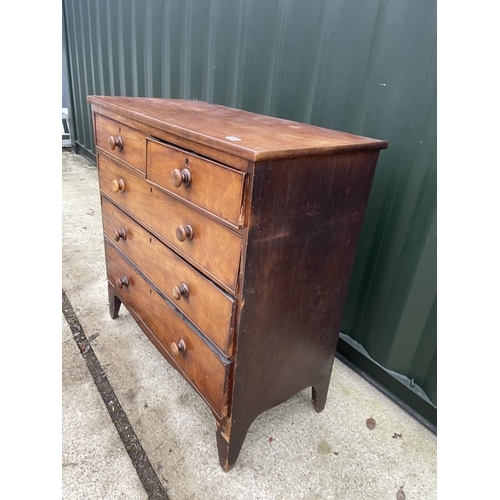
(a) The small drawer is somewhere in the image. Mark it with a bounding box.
[98,154,242,292]
[105,242,230,418]
[102,196,236,356]
[147,139,246,227]
[95,114,147,174]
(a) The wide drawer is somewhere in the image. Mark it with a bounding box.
[98,153,242,291]
[147,139,246,227]
[105,241,230,418]
[101,196,236,356]
[95,114,147,174]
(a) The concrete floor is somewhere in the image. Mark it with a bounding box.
[62,149,437,500]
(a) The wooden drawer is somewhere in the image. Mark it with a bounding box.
[101,196,236,356]
[105,242,230,418]
[147,139,246,227]
[98,154,242,292]
[95,114,147,174]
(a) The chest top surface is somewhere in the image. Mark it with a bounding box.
[87,96,388,162]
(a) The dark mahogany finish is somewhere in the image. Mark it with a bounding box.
[88,96,387,471]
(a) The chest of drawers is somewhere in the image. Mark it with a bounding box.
[87,96,387,471]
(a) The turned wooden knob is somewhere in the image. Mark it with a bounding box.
[175,224,194,242]
[172,283,190,300]
[113,228,127,241]
[171,168,192,188]
[111,179,125,193]
[170,339,186,357]
[115,276,129,289]
[108,135,123,150]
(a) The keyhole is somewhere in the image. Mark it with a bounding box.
[119,127,121,133]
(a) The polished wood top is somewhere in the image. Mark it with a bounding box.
[87,96,388,162]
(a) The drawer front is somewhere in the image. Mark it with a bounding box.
[101,196,236,356]
[95,114,147,174]
[105,242,230,417]
[147,139,246,227]
[98,154,242,291]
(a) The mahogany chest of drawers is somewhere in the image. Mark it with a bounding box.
[87,96,387,471]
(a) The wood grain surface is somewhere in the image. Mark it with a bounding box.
[88,96,388,162]
[147,138,246,227]
[98,153,243,292]
[101,196,236,356]
[105,241,230,417]
[95,113,147,173]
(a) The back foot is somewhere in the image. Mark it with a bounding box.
[312,381,329,413]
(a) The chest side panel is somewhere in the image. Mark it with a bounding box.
[230,150,381,424]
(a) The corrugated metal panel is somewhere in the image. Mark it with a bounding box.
[63,0,437,420]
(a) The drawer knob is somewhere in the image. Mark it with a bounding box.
[113,228,127,241]
[176,224,194,242]
[108,135,123,151]
[172,283,190,300]
[115,276,129,289]
[170,339,187,357]
[111,179,125,193]
[171,168,192,188]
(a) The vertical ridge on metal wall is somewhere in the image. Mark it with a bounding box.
[63,0,437,422]
[161,1,171,98]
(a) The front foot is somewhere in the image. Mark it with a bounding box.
[216,418,252,472]
[108,284,122,319]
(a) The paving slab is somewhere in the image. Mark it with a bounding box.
[62,149,437,499]
[62,315,148,499]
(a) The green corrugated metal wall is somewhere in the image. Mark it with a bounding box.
[63,0,437,428]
